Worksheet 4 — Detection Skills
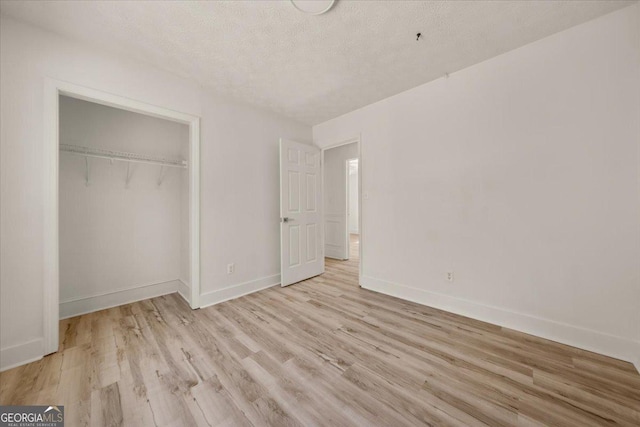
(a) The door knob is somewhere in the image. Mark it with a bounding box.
[282,217,293,223]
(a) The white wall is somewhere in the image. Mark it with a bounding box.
[58,96,187,318]
[348,160,359,234]
[323,142,358,259]
[314,4,640,365]
[198,96,311,299]
[0,17,311,370]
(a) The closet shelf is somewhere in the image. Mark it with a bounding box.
[59,144,187,168]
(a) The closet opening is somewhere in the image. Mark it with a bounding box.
[43,80,200,356]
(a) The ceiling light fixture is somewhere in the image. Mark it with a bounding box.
[290,0,336,16]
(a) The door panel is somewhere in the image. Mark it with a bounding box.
[322,154,351,260]
[280,139,323,286]
[324,214,347,259]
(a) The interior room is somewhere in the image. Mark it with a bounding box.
[1,1,639,425]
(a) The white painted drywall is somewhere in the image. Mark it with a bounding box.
[198,93,311,297]
[59,96,187,312]
[348,160,359,234]
[314,4,640,364]
[0,17,311,370]
[324,142,358,259]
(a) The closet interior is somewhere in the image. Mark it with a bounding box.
[58,95,190,318]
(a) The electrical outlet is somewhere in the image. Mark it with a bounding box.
[227,263,235,274]
[446,272,454,282]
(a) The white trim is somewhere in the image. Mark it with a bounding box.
[59,280,182,319]
[43,79,60,357]
[0,339,44,372]
[189,118,201,309]
[325,247,346,260]
[199,274,281,308]
[43,78,201,357]
[357,137,362,283]
[361,275,640,366]
[177,279,190,304]
[320,135,363,283]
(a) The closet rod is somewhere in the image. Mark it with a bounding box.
[59,144,187,168]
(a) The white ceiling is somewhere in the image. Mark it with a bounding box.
[0,0,634,125]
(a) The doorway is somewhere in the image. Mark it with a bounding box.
[321,137,362,285]
[43,79,200,355]
[58,96,190,319]
[347,158,359,261]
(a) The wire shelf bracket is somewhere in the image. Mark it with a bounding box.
[60,143,187,188]
[60,144,187,168]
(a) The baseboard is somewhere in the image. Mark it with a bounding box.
[361,275,640,366]
[199,274,280,308]
[59,279,181,319]
[177,279,190,303]
[0,338,44,372]
[325,247,346,260]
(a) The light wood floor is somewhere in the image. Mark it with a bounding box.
[2,234,639,426]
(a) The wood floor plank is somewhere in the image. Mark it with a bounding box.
[97,382,124,427]
[2,235,639,426]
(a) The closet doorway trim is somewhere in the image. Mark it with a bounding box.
[43,79,201,355]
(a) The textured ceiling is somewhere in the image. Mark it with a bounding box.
[0,0,634,125]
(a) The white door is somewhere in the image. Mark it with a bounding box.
[280,139,324,286]
[323,157,350,260]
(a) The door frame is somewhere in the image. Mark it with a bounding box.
[320,136,363,284]
[43,78,201,355]
[345,157,359,260]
